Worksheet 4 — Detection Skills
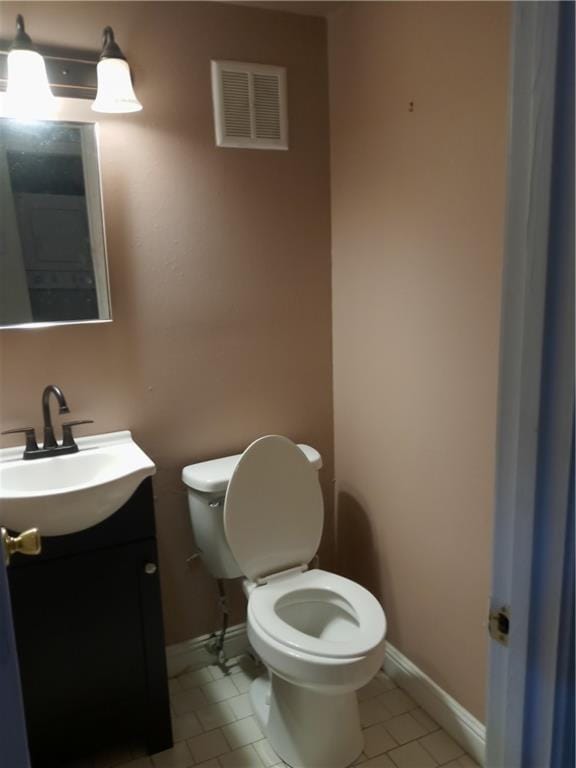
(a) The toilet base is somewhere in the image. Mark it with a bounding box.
[250,671,363,768]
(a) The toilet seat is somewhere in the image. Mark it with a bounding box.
[249,569,386,659]
[225,435,386,665]
[224,435,324,582]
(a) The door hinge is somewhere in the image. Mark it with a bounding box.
[489,606,510,646]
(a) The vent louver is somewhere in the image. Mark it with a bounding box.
[212,61,288,150]
[221,70,251,138]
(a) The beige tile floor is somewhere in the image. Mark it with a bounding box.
[84,656,480,768]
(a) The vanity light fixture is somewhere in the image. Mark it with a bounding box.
[5,14,55,118]
[92,26,142,113]
[0,18,142,115]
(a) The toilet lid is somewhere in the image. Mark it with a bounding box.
[224,435,324,582]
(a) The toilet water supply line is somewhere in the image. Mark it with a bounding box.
[212,578,230,665]
[182,554,230,674]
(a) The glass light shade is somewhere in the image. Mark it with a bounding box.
[5,49,55,119]
[92,58,142,113]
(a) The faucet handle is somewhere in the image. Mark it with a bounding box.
[61,420,94,448]
[1,427,39,457]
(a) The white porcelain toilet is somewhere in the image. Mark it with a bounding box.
[182,435,387,768]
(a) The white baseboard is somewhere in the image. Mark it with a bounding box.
[166,622,250,678]
[166,624,485,766]
[383,642,486,766]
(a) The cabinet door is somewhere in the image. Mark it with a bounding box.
[8,540,160,765]
[138,544,173,756]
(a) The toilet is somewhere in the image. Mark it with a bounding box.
[182,435,387,768]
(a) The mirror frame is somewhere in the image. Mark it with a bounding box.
[0,95,112,330]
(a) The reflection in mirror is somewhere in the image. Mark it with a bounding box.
[0,119,111,328]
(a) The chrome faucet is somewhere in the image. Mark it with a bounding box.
[1,385,93,460]
[42,384,70,449]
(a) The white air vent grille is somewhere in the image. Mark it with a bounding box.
[212,61,288,150]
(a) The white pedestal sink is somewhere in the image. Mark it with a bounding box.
[0,431,156,535]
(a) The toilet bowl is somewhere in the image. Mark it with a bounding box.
[246,568,386,768]
[182,435,387,768]
[247,568,385,692]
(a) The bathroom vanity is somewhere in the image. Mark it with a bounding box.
[7,478,173,766]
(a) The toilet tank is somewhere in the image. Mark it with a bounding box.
[182,443,322,579]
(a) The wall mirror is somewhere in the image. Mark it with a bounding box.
[0,118,111,328]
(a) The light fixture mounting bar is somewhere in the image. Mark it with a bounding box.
[0,42,98,100]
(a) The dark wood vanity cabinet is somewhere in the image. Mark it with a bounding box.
[7,478,173,767]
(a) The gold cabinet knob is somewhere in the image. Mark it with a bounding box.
[1,527,42,565]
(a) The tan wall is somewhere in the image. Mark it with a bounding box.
[329,1,510,720]
[0,1,334,644]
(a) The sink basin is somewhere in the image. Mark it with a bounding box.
[0,431,156,535]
